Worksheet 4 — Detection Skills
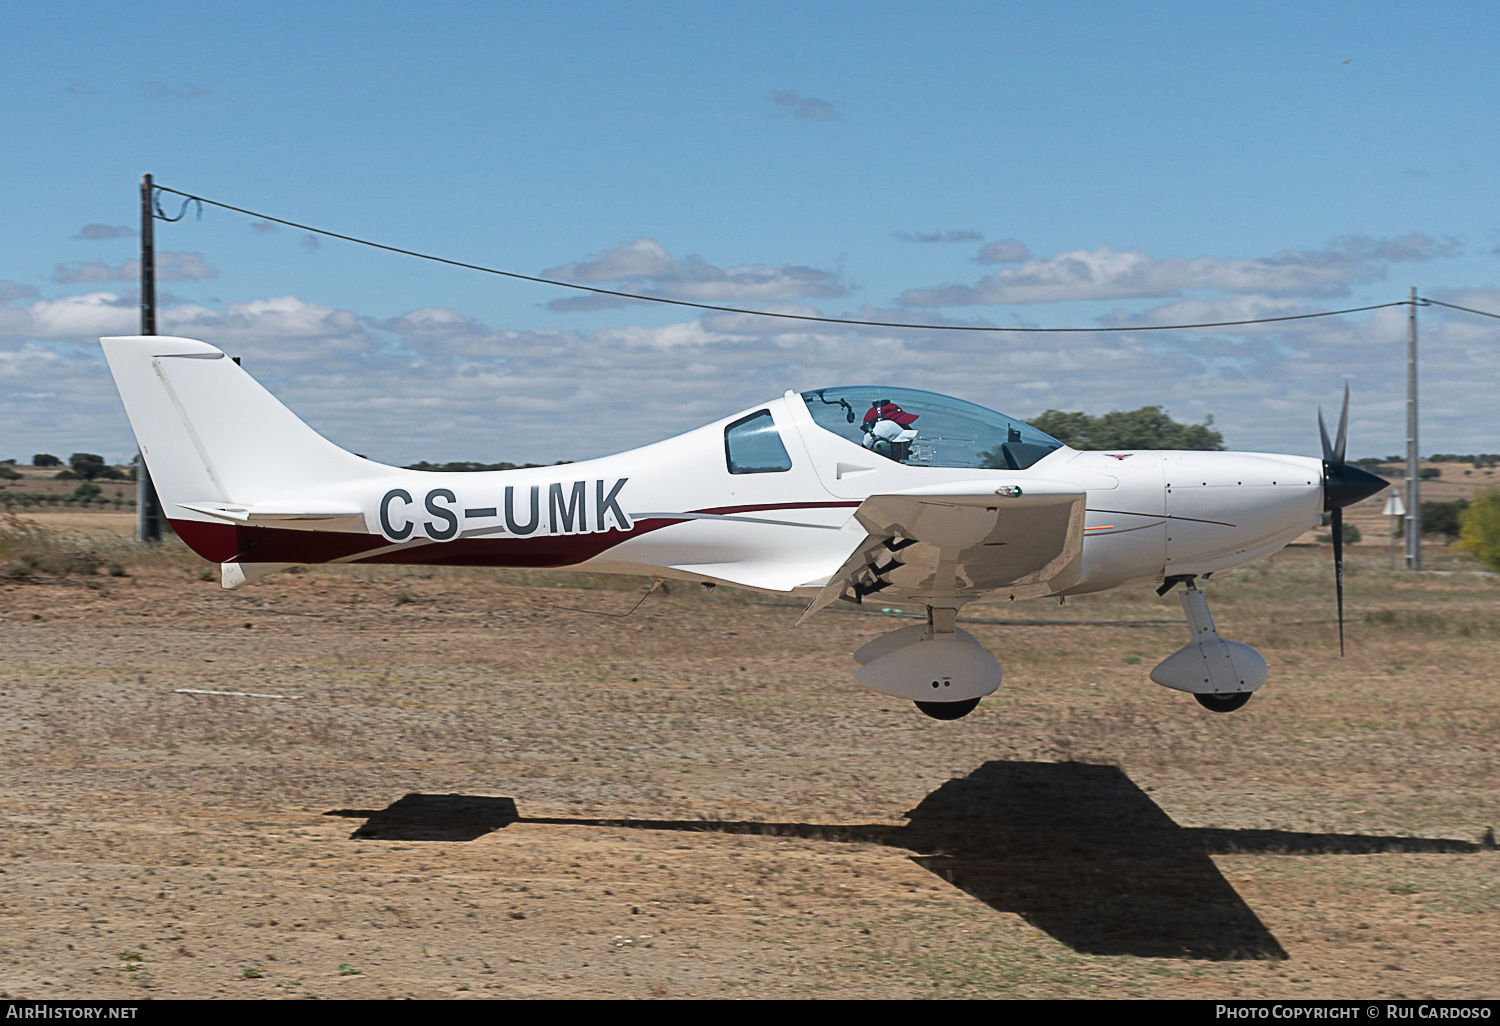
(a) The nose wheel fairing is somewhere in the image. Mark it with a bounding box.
[1150,580,1267,698]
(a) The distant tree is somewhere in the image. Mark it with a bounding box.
[1030,406,1225,451]
[0,466,19,480]
[1421,499,1469,539]
[32,454,61,467]
[68,454,109,481]
[1317,521,1361,545]
[67,454,124,481]
[1456,490,1500,571]
[1027,410,1094,447]
[1419,466,1441,480]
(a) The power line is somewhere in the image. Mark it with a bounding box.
[154,182,1414,334]
[1420,297,1500,321]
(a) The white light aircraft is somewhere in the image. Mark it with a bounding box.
[101,334,1386,720]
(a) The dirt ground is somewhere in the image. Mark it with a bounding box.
[1,512,1496,1000]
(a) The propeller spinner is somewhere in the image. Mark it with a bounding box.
[1319,385,1389,654]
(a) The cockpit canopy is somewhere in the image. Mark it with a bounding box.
[801,386,1064,470]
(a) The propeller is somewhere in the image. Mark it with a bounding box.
[1318,385,1389,655]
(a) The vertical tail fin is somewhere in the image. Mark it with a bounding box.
[100,335,376,519]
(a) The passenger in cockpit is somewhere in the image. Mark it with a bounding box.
[862,399,920,462]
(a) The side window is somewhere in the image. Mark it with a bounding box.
[725,410,793,474]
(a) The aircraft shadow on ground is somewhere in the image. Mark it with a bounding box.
[325,761,1485,961]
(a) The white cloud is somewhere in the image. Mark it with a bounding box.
[1096,295,1324,332]
[901,234,1463,307]
[1337,232,1461,262]
[72,224,136,241]
[156,252,218,282]
[547,238,676,282]
[377,306,502,358]
[894,230,984,244]
[546,292,636,313]
[190,297,367,363]
[975,239,1030,264]
[699,303,845,336]
[0,282,40,303]
[769,90,840,121]
[901,247,1355,305]
[3,277,1495,469]
[53,252,217,284]
[52,263,117,285]
[541,238,850,311]
[24,292,139,339]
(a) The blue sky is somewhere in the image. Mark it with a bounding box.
[3,1,1498,464]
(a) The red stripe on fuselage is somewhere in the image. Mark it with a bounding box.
[167,501,861,569]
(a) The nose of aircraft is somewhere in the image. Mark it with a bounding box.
[1324,463,1388,511]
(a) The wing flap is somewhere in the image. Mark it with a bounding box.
[800,478,1087,620]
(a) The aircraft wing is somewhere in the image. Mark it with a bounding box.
[800,478,1087,621]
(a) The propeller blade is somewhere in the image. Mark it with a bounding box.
[1318,406,1335,464]
[1332,507,1345,657]
[1320,384,1374,657]
[1322,385,1386,512]
[1333,383,1349,468]
[1319,386,1364,658]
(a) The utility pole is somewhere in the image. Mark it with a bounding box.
[1404,285,1421,569]
[135,173,164,543]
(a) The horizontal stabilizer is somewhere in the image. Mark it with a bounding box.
[178,501,366,528]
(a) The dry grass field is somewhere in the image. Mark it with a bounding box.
[0,510,1496,1000]
[0,465,136,512]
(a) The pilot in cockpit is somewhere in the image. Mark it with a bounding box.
[862,398,920,462]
